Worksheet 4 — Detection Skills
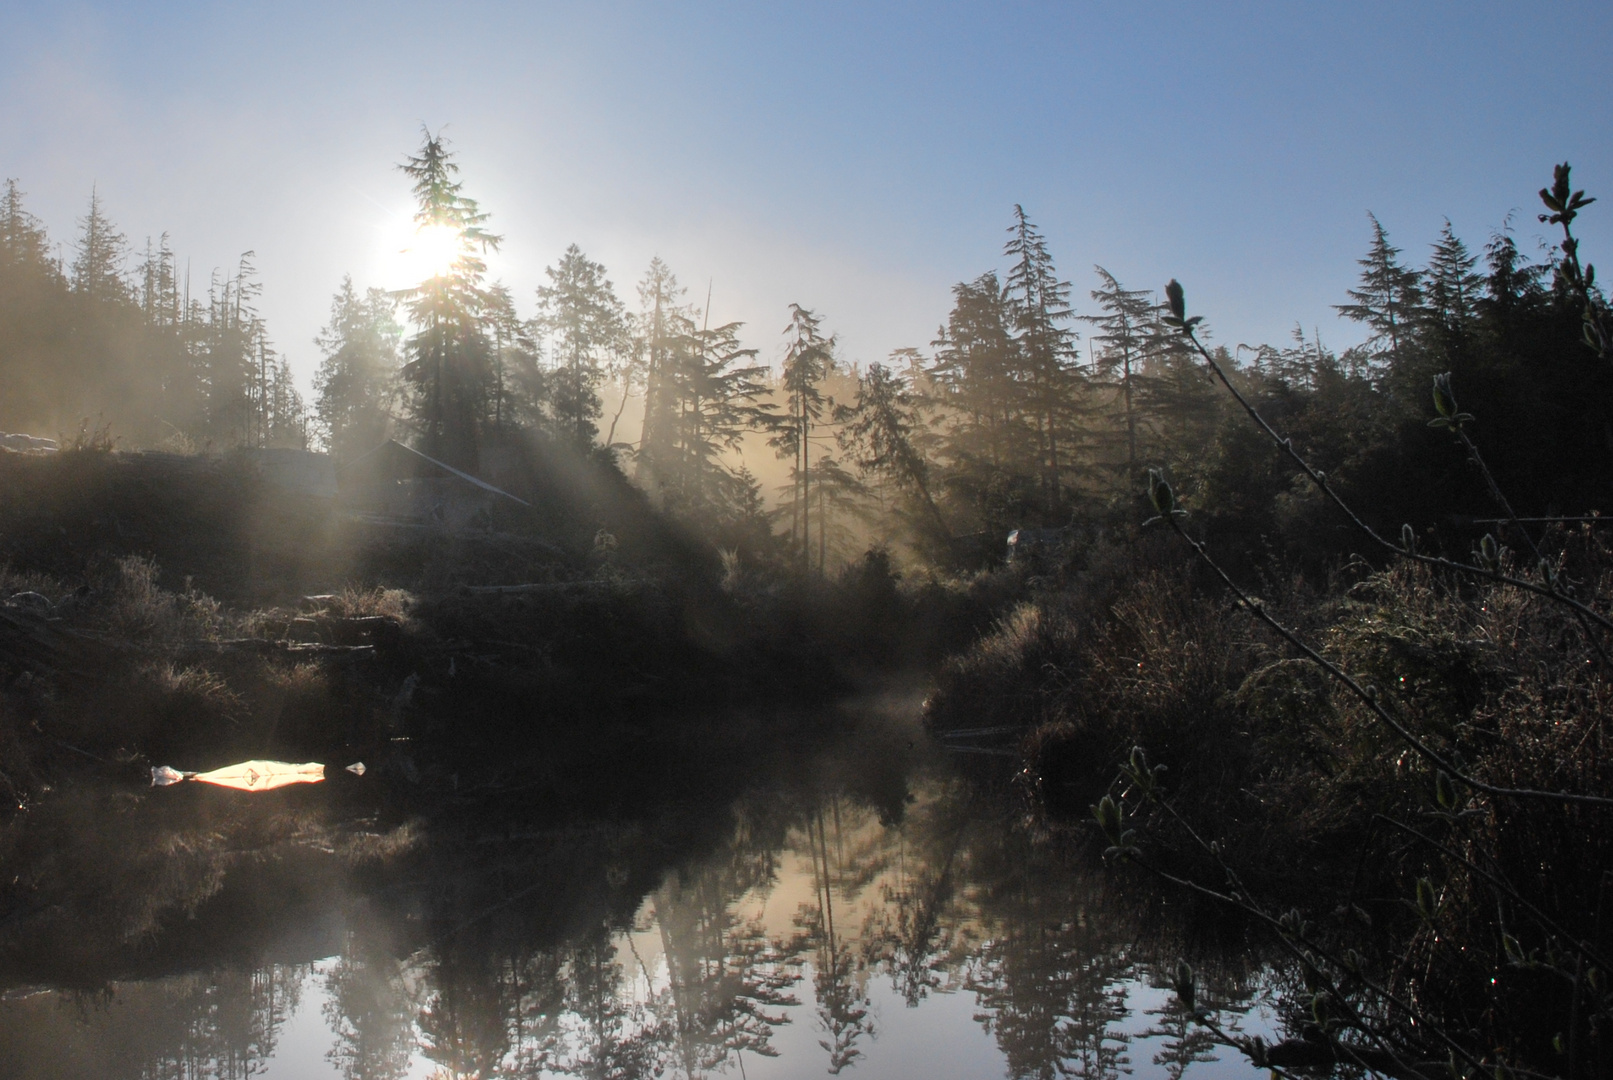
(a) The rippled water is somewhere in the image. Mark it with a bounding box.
[0,710,1280,1078]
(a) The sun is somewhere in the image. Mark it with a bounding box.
[378,214,464,287]
[406,222,463,280]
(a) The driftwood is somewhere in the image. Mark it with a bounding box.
[177,638,375,662]
[251,613,403,647]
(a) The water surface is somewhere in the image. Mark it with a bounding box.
[0,709,1280,1078]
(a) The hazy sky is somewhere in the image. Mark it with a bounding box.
[3,1,1609,390]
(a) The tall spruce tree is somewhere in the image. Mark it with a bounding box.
[1336,213,1423,356]
[771,304,833,571]
[1,180,56,278]
[314,276,402,459]
[137,235,180,329]
[396,129,501,472]
[633,257,692,482]
[1003,205,1080,509]
[1423,221,1484,335]
[1085,267,1156,473]
[70,187,130,304]
[836,359,949,541]
[199,253,265,445]
[1478,229,1545,330]
[0,181,69,434]
[663,319,772,521]
[928,272,1021,469]
[259,351,307,448]
[483,282,541,434]
[535,245,627,452]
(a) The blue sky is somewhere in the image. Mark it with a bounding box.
[2,1,1609,387]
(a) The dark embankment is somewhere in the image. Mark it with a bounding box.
[0,445,1009,807]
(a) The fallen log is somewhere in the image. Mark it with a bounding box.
[176,638,375,661]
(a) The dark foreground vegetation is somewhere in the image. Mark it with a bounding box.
[2,148,1612,1078]
[0,440,1012,804]
[926,167,1613,1076]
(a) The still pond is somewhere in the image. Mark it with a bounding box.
[0,706,1281,1079]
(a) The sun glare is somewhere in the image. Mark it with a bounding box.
[405,222,463,281]
[379,216,464,287]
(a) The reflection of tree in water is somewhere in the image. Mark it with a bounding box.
[417,946,514,1079]
[859,780,978,1006]
[322,927,419,1080]
[501,947,565,1077]
[792,800,879,1075]
[4,759,1284,1080]
[649,816,800,1079]
[549,929,662,1080]
[964,835,1132,1080]
[138,964,302,1079]
[1139,958,1264,1080]
[1142,997,1216,1080]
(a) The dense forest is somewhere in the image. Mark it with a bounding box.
[3,132,1600,573]
[4,135,1609,574]
[4,136,1613,1077]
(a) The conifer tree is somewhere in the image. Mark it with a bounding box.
[1085,267,1156,472]
[1336,213,1422,355]
[633,257,692,482]
[138,235,180,329]
[1423,220,1483,332]
[0,181,69,434]
[314,276,401,459]
[1477,229,1544,329]
[663,319,772,521]
[396,129,501,472]
[928,272,1021,469]
[199,252,265,445]
[837,359,948,540]
[535,245,627,452]
[483,282,541,433]
[70,187,130,304]
[770,304,833,571]
[260,352,307,448]
[1003,205,1080,508]
[0,180,56,277]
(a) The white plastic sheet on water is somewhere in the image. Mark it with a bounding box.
[150,760,365,791]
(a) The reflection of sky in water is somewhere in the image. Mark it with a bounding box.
[254,941,1276,1078]
[9,781,1278,1079]
[25,961,1276,1080]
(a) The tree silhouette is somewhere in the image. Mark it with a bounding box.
[396,128,501,472]
[1004,205,1081,510]
[315,275,402,460]
[323,929,418,1080]
[770,305,833,572]
[536,245,628,452]
[1335,212,1422,357]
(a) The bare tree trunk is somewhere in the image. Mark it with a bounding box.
[819,479,827,573]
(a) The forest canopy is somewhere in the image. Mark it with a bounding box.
[2,135,1608,571]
